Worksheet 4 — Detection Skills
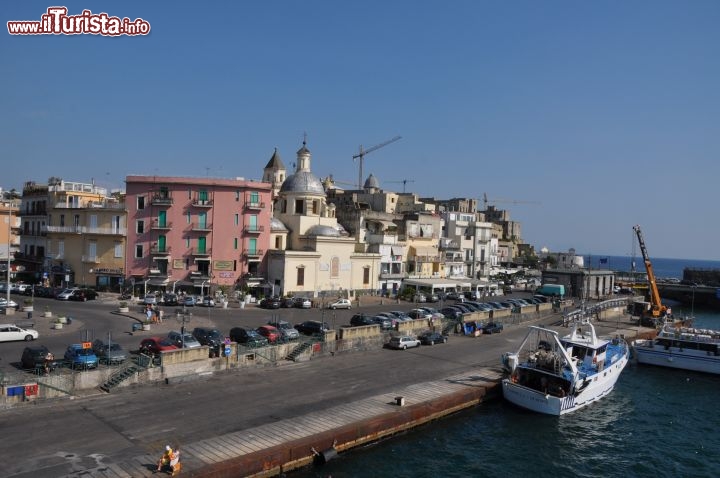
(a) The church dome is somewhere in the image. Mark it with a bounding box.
[270,217,288,232]
[364,173,380,189]
[279,171,326,196]
[306,224,341,237]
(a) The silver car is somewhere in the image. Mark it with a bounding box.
[167,331,201,348]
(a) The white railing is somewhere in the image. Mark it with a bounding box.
[44,225,126,235]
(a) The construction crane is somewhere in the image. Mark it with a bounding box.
[352,135,401,189]
[482,193,540,209]
[633,225,667,326]
[387,179,415,193]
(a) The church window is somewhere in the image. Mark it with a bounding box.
[297,266,305,286]
[363,267,370,285]
[331,257,339,278]
[295,199,304,214]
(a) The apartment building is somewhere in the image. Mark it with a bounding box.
[124,176,272,295]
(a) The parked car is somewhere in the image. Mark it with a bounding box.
[0,324,38,342]
[143,293,157,305]
[259,297,281,309]
[371,316,393,330]
[482,322,504,334]
[418,307,445,320]
[201,296,216,307]
[294,320,330,336]
[182,296,197,307]
[293,297,312,309]
[163,293,179,306]
[0,298,19,310]
[192,327,225,348]
[229,327,269,347]
[408,309,432,320]
[268,320,300,341]
[413,294,427,303]
[327,298,352,310]
[56,288,79,300]
[139,337,179,355]
[426,293,440,303]
[440,307,464,320]
[350,313,375,327]
[21,345,59,371]
[69,288,98,301]
[64,344,99,369]
[387,311,413,322]
[167,331,202,349]
[387,335,421,350]
[419,331,448,345]
[92,339,128,364]
[256,325,281,343]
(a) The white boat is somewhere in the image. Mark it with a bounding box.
[501,318,629,416]
[634,322,720,374]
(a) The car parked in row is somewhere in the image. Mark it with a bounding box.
[0,298,19,309]
[69,288,98,301]
[163,293,179,306]
[21,345,59,371]
[56,288,79,300]
[256,325,281,343]
[293,297,312,309]
[64,344,99,370]
[183,295,197,307]
[482,322,504,334]
[260,297,281,309]
[268,320,300,341]
[92,339,128,364]
[229,327,269,347]
[139,337,179,355]
[192,327,225,348]
[294,320,330,336]
[201,296,216,307]
[168,331,202,349]
[387,335,421,350]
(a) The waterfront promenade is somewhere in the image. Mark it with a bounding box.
[0,309,646,478]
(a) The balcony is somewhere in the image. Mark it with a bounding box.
[243,225,264,234]
[244,200,266,210]
[190,248,211,256]
[379,272,407,280]
[81,255,101,263]
[191,199,213,207]
[242,249,263,260]
[44,225,127,236]
[151,194,173,206]
[191,222,212,232]
[150,245,172,255]
[151,220,172,230]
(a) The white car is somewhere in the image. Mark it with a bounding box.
[0,324,39,342]
[387,335,421,350]
[143,293,157,305]
[0,298,19,309]
[327,298,352,310]
[167,331,201,349]
[56,288,79,300]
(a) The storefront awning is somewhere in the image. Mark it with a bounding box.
[412,246,437,257]
[147,278,169,286]
[391,245,405,256]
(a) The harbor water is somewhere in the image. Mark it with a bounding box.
[291,257,720,478]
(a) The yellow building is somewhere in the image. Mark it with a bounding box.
[35,178,126,289]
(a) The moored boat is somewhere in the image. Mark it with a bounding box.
[634,322,720,374]
[501,318,629,416]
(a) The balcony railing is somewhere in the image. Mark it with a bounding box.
[81,255,101,263]
[244,200,266,210]
[243,225,264,233]
[242,249,263,258]
[190,248,211,256]
[192,199,213,207]
[151,220,172,230]
[151,194,173,205]
[150,245,172,254]
[44,225,126,235]
[191,222,212,231]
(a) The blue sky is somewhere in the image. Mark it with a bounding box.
[3,1,719,260]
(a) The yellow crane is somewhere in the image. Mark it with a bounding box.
[633,225,667,325]
[352,136,401,189]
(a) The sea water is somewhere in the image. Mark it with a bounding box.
[291,259,720,478]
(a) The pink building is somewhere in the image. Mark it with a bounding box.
[124,176,272,295]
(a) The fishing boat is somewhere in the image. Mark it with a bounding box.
[634,322,720,374]
[501,318,629,415]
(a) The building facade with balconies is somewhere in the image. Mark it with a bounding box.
[124,175,272,295]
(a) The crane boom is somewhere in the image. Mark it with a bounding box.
[352,135,401,189]
[633,225,667,320]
